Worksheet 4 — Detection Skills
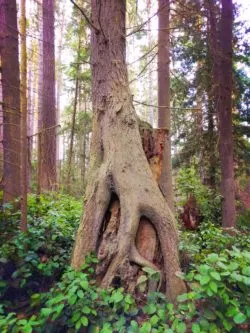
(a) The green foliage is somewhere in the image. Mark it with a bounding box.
[181,246,250,332]
[1,246,249,332]
[180,221,250,267]
[1,195,249,332]
[0,193,81,303]
[237,209,250,231]
[176,163,221,223]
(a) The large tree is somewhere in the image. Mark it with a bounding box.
[72,0,186,302]
[217,0,236,227]
[0,0,21,203]
[39,0,57,190]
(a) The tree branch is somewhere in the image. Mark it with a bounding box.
[70,0,99,33]
[133,99,201,111]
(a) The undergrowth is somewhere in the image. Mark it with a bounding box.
[0,193,249,332]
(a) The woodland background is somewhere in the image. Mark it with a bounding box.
[0,0,250,332]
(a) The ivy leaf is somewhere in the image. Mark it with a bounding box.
[81,316,89,327]
[77,290,84,298]
[210,271,221,281]
[233,312,247,324]
[207,253,219,263]
[72,311,81,323]
[80,280,89,290]
[144,303,157,315]
[111,291,123,303]
[192,323,201,333]
[68,295,77,305]
[150,314,159,326]
[200,275,210,285]
[209,281,218,293]
[140,322,151,333]
[242,266,250,276]
[177,293,188,302]
[100,323,112,333]
[176,322,187,333]
[82,306,91,314]
[41,308,53,317]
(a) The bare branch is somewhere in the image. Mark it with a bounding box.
[129,53,157,84]
[127,44,157,65]
[133,100,201,111]
[70,0,99,33]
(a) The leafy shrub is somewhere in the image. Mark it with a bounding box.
[237,209,250,231]
[176,164,221,223]
[181,247,250,332]
[180,222,250,268]
[0,193,81,306]
[1,249,249,332]
[0,194,249,332]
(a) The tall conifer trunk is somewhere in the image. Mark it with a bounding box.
[218,0,236,227]
[66,36,81,191]
[0,0,21,203]
[72,0,185,302]
[157,0,175,212]
[20,0,28,230]
[40,0,57,190]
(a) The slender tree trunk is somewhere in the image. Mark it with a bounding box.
[27,51,33,189]
[56,1,66,162]
[206,0,218,187]
[158,0,175,212]
[40,0,57,190]
[20,0,28,231]
[0,0,21,203]
[37,2,43,194]
[146,0,154,126]
[27,41,37,191]
[0,57,3,181]
[80,96,88,191]
[72,0,186,302]
[66,36,81,191]
[217,0,236,228]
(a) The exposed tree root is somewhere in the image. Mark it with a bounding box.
[72,126,186,302]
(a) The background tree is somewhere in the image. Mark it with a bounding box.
[0,0,21,204]
[217,0,236,227]
[39,0,57,191]
[20,0,28,230]
[158,0,175,212]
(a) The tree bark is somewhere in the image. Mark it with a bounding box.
[40,0,57,190]
[158,0,175,212]
[0,57,2,180]
[206,0,218,187]
[20,0,28,231]
[217,0,236,228]
[0,0,21,203]
[146,0,154,126]
[66,36,81,191]
[72,0,186,302]
[56,1,66,163]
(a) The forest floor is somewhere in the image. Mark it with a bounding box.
[0,193,249,332]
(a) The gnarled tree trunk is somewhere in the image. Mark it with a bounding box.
[72,0,185,302]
